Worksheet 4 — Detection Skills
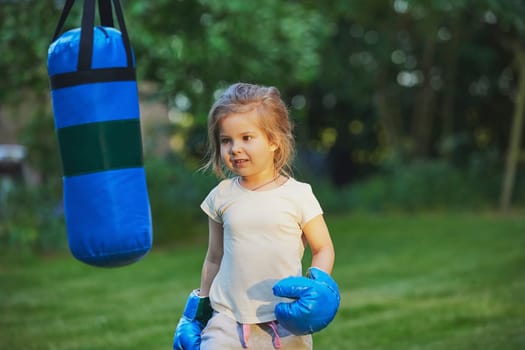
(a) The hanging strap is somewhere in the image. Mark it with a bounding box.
[51,0,75,42]
[98,0,114,27]
[112,0,133,69]
[77,0,96,70]
[52,0,114,42]
[51,0,133,71]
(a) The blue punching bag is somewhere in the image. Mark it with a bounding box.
[47,0,152,267]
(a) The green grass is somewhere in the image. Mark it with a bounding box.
[1,213,524,349]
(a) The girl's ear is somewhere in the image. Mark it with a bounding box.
[267,133,279,152]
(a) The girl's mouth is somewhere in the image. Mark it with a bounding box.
[233,159,248,167]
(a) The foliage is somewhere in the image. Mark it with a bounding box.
[310,156,524,214]
[126,0,331,122]
[19,108,62,183]
[144,156,216,245]
[0,156,216,253]
[0,181,65,254]
[2,153,523,254]
[299,0,522,166]
[0,0,59,102]
[1,0,524,166]
[1,0,525,254]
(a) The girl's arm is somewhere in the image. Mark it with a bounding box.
[199,218,224,296]
[273,214,339,334]
[173,218,222,347]
[302,214,335,274]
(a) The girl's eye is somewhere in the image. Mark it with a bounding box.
[243,135,253,141]
[220,138,231,144]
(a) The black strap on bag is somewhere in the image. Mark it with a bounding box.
[98,0,114,28]
[52,0,114,42]
[49,0,135,90]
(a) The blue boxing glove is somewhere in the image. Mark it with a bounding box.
[173,289,213,350]
[273,267,340,335]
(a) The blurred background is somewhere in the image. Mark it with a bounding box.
[1,1,525,349]
[1,0,524,251]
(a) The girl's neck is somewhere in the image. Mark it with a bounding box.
[240,173,283,191]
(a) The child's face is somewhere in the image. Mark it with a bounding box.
[219,110,278,181]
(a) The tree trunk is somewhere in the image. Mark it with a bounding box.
[411,37,437,158]
[375,71,402,156]
[500,47,525,212]
[439,18,461,153]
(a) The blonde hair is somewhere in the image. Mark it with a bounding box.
[203,82,295,178]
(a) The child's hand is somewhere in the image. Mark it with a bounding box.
[173,290,213,350]
[272,267,340,335]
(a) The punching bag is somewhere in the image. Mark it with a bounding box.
[47,0,152,267]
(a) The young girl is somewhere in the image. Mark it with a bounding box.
[173,83,340,350]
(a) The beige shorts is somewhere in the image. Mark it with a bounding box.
[200,312,313,350]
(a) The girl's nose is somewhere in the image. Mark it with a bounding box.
[230,141,242,154]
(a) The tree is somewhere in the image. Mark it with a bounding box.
[1,0,524,208]
[500,43,525,212]
[482,0,525,211]
[125,0,331,121]
[0,0,63,182]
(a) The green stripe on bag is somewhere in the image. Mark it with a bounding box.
[57,119,143,177]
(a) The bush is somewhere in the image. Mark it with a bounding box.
[0,180,66,254]
[145,156,217,245]
[2,154,523,254]
[0,157,217,253]
[309,158,522,214]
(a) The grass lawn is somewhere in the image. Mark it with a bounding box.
[1,213,524,349]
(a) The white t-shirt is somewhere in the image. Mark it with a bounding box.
[200,177,323,324]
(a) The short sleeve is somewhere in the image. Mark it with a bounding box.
[200,186,223,223]
[298,184,323,227]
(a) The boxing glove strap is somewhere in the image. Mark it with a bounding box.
[183,289,213,325]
